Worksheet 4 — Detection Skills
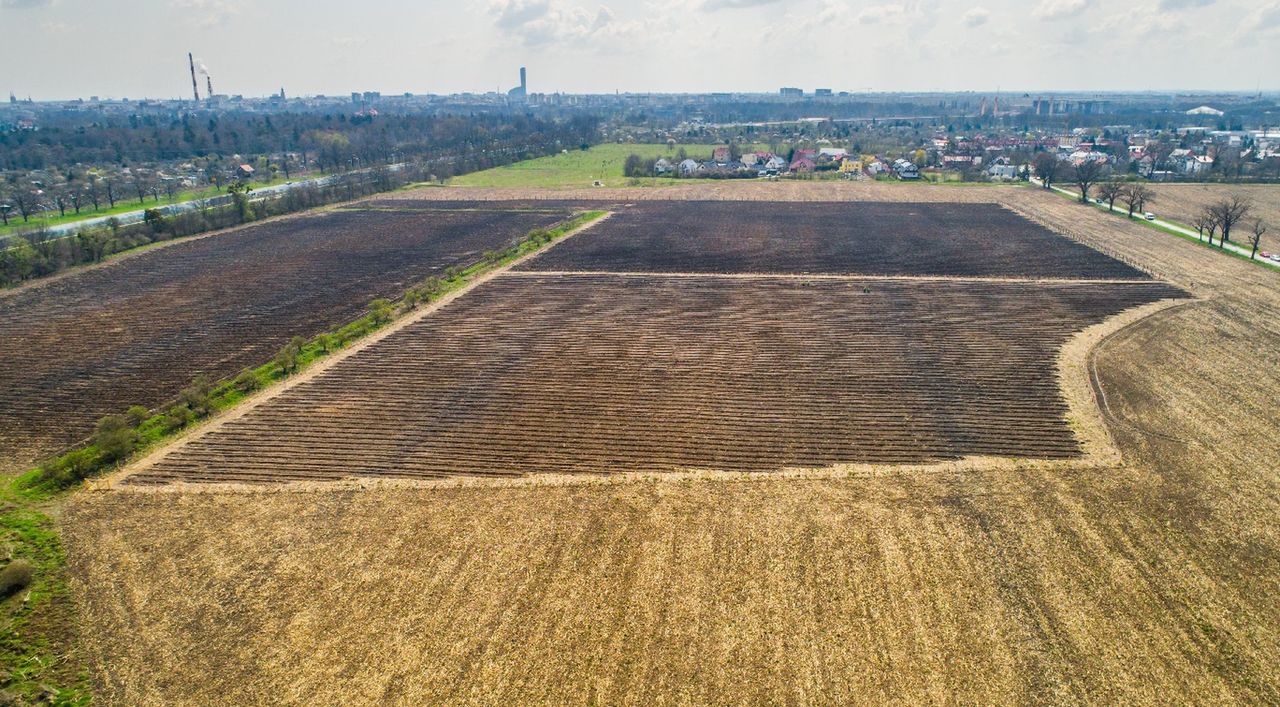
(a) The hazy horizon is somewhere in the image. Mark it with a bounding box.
[2,0,1278,100]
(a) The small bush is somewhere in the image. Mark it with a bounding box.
[368,299,393,324]
[401,289,423,311]
[233,370,261,393]
[274,336,307,375]
[125,405,150,427]
[93,414,136,462]
[0,559,34,598]
[178,375,214,416]
[315,333,337,353]
[162,404,194,432]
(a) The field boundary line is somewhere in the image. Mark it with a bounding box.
[93,211,614,490]
[505,270,1159,285]
[93,454,1122,495]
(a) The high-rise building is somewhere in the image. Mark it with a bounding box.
[508,67,528,99]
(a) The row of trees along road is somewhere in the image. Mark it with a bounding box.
[1033,152,1270,261]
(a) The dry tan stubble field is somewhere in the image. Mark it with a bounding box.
[63,182,1280,705]
[1143,183,1280,252]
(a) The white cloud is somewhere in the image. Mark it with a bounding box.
[1248,1,1280,30]
[857,4,907,24]
[1157,0,1214,8]
[1033,0,1091,19]
[489,0,648,48]
[1,0,54,7]
[331,36,368,49]
[963,7,989,26]
[490,0,551,29]
[170,0,242,28]
[701,0,782,9]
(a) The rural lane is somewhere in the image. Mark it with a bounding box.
[2,163,408,249]
[1032,179,1280,270]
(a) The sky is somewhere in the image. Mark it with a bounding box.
[2,0,1278,100]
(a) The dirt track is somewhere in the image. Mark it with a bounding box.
[63,182,1280,704]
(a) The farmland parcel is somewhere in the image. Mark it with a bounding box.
[62,183,1280,704]
[0,204,574,472]
[121,200,1181,485]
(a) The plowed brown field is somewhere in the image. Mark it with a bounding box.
[0,205,569,472]
[519,201,1151,278]
[64,184,1280,705]
[125,274,1181,485]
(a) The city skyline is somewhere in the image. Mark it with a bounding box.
[2,0,1278,100]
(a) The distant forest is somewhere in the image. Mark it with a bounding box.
[0,110,600,172]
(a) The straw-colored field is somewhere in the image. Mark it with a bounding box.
[1145,183,1280,253]
[62,182,1280,704]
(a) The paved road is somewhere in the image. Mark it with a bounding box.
[2,164,406,249]
[1031,180,1280,270]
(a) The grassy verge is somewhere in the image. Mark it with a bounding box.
[0,177,296,237]
[0,479,90,704]
[0,209,606,701]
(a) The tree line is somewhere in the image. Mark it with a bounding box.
[0,125,594,287]
[1032,153,1270,260]
[1,109,598,171]
[0,111,598,228]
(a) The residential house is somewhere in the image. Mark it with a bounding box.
[713,146,731,162]
[654,158,673,175]
[678,158,700,175]
[987,163,1020,180]
[790,157,816,173]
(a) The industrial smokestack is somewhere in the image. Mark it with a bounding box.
[206,75,214,98]
[520,66,526,93]
[188,53,200,102]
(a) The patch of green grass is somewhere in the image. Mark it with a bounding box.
[0,479,92,705]
[449,144,767,189]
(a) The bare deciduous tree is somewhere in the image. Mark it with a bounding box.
[1033,152,1060,188]
[1096,180,1125,211]
[1120,183,1154,219]
[1198,206,1221,246]
[1073,160,1106,203]
[1249,219,1267,260]
[1205,194,1253,245]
